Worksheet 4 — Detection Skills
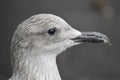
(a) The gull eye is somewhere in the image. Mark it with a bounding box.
[48,27,56,35]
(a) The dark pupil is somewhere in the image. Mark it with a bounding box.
[48,28,56,35]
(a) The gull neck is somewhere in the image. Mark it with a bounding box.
[10,53,61,80]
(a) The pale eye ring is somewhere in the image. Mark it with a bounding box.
[48,27,56,35]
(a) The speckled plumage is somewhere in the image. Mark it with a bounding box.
[9,14,109,80]
[9,14,81,80]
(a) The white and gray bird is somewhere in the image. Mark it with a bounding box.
[9,14,110,80]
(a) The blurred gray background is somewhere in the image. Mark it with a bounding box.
[0,0,120,80]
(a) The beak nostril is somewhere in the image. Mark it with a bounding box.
[85,34,94,36]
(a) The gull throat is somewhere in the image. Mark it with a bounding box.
[10,53,61,80]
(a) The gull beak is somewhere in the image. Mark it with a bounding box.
[71,32,110,44]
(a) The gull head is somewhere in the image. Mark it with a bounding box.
[11,14,110,58]
[10,14,110,80]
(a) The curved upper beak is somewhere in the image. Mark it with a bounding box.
[71,32,110,44]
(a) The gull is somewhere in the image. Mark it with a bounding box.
[9,14,110,80]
